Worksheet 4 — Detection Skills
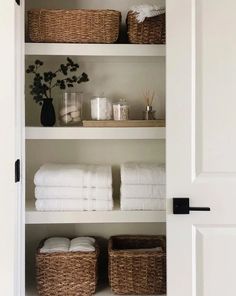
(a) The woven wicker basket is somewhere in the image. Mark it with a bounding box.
[36,239,99,296]
[127,11,165,44]
[28,9,121,43]
[108,235,166,295]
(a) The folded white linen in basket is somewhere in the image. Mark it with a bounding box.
[34,163,112,188]
[40,237,96,253]
[121,198,166,211]
[121,163,165,185]
[36,199,113,211]
[121,184,165,199]
[40,237,70,253]
[69,237,95,252]
[71,237,95,245]
[35,186,112,200]
[131,4,165,23]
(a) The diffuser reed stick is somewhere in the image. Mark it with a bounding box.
[143,90,156,120]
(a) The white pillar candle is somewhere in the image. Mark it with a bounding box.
[91,97,112,120]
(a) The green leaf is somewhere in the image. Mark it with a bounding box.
[67,57,73,64]
[61,64,68,75]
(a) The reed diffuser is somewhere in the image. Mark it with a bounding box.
[143,90,156,120]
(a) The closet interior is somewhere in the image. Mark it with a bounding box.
[24,0,166,295]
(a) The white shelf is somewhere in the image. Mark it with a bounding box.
[25,127,166,140]
[25,200,166,224]
[25,43,166,57]
[26,285,165,296]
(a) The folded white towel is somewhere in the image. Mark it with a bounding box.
[69,240,95,252]
[71,237,95,245]
[35,199,113,211]
[121,163,165,185]
[40,237,70,253]
[69,237,95,252]
[131,4,165,23]
[121,184,166,199]
[121,198,166,211]
[69,242,95,252]
[34,163,112,188]
[40,237,96,253]
[35,186,112,200]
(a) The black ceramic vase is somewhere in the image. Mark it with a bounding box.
[40,99,56,127]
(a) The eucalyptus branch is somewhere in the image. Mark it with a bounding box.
[26,57,89,105]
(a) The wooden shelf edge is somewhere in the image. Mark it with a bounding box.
[82,120,165,128]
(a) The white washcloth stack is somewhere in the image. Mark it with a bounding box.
[34,163,113,211]
[120,163,166,210]
[40,237,96,253]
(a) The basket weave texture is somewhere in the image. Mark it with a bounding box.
[108,235,166,295]
[28,9,121,43]
[127,11,165,44]
[36,239,99,296]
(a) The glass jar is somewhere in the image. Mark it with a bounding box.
[113,100,129,120]
[59,92,83,126]
[90,96,112,120]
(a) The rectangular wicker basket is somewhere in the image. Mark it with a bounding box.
[127,11,165,44]
[108,235,166,295]
[36,239,99,296]
[28,9,121,43]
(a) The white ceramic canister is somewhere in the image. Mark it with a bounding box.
[91,96,112,120]
[59,92,83,126]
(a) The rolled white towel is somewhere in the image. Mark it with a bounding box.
[35,186,112,200]
[120,184,166,199]
[71,237,95,245]
[40,237,70,253]
[121,163,165,185]
[121,198,166,211]
[70,243,95,252]
[35,198,113,211]
[69,237,95,252]
[34,163,112,188]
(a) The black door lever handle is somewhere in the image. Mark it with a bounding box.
[173,198,211,214]
[189,206,210,212]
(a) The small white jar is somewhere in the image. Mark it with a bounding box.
[59,92,83,126]
[113,100,129,120]
[91,96,112,120]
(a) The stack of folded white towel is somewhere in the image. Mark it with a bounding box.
[120,163,166,210]
[40,237,96,253]
[34,163,113,211]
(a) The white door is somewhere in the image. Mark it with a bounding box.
[167,0,236,295]
[0,0,23,295]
